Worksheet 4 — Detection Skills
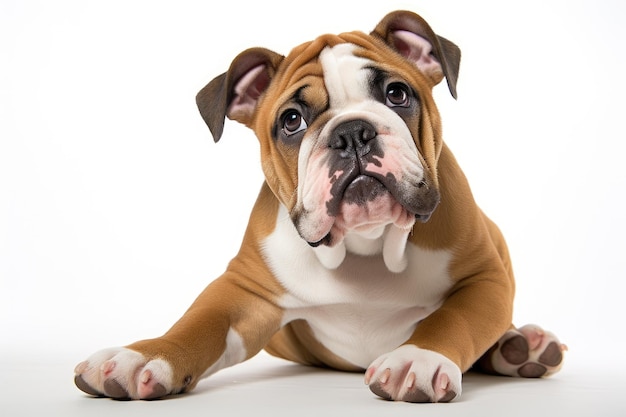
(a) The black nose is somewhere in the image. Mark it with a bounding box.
[328,120,377,155]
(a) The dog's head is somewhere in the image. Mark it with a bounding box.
[197,11,460,270]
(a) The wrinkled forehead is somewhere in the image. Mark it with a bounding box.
[267,29,421,110]
[265,40,380,121]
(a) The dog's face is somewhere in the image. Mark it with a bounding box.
[197,11,460,252]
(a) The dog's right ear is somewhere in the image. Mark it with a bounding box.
[196,48,284,142]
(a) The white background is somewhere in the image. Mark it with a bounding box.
[1,0,625,415]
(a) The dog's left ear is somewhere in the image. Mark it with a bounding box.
[372,10,461,99]
[196,48,284,142]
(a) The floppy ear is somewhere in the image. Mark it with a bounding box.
[371,10,461,99]
[196,48,284,142]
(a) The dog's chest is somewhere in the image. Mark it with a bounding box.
[262,207,454,368]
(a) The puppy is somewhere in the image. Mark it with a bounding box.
[74,10,565,402]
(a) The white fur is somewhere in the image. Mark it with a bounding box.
[200,327,247,378]
[312,242,346,269]
[313,224,411,272]
[262,206,454,369]
[319,44,372,108]
[382,224,411,273]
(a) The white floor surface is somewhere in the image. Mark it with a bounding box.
[1,350,622,417]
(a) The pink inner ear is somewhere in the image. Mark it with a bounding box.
[391,30,442,79]
[227,64,270,120]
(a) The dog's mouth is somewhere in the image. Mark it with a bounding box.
[343,175,389,208]
[304,174,437,247]
[307,234,331,248]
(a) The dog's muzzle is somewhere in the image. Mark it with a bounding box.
[325,120,388,212]
[297,118,440,250]
[327,119,439,220]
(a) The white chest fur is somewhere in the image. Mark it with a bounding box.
[262,206,454,368]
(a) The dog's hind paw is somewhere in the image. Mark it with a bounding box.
[365,345,462,403]
[475,324,567,378]
[74,347,174,400]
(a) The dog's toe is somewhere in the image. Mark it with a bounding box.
[104,379,131,400]
[74,347,175,400]
[74,374,102,397]
[365,345,461,403]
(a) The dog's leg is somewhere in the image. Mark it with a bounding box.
[365,279,511,402]
[74,274,283,400]
[365,215,516,403]
[473,324,567,377]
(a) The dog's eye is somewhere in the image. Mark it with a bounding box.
[385,83,410,108]
[282,110,308,136]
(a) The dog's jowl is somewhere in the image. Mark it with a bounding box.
[74,10,566,402]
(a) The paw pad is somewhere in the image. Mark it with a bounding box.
[477,324,566,378]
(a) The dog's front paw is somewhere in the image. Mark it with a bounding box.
[364,345,462,403]
[74,347,176,400]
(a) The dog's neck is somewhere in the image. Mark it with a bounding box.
[312,223,413,273]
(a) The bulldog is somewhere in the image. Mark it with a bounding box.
[74,10,566,403]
